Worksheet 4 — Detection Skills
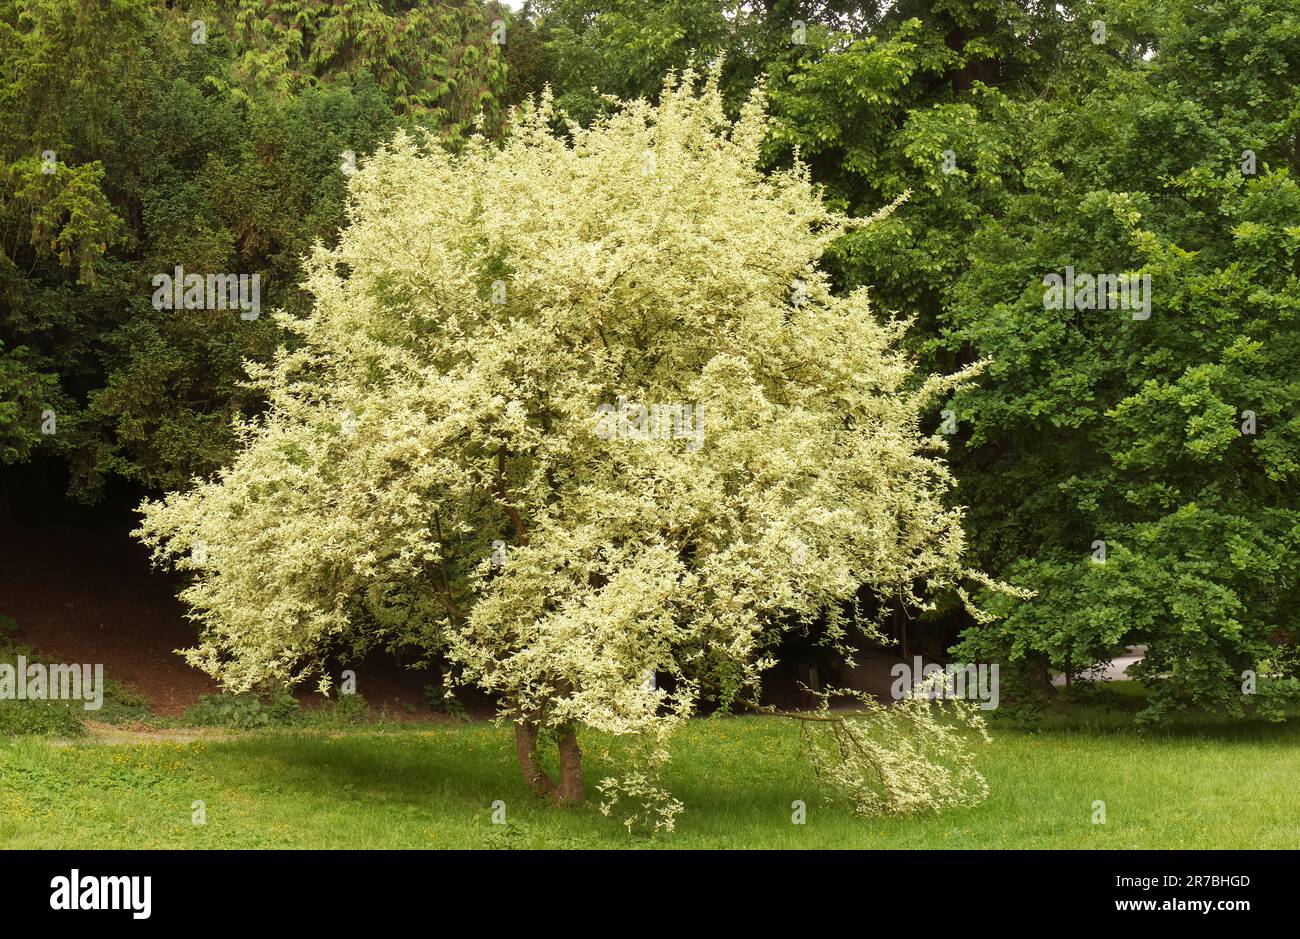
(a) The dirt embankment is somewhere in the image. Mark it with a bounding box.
[0,521,459,719]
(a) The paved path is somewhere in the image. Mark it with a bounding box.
[1051,645,1147,685]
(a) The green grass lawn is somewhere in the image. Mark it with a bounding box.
[3,702,1299,848]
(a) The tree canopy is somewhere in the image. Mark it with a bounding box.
[136,70,1000,823]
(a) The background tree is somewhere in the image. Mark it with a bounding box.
[944,0,1300,718]
[0,0,507,500]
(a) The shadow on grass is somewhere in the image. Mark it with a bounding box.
[188,717,831,840]
[200,731,515,803]
[192,727,627,830]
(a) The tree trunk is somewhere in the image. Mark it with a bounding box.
[1027,658,1056,702]
[556,723,584,803]
[514,720,557,798]
[514,718,584,803]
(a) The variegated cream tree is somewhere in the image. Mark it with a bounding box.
[137,68,995,827]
